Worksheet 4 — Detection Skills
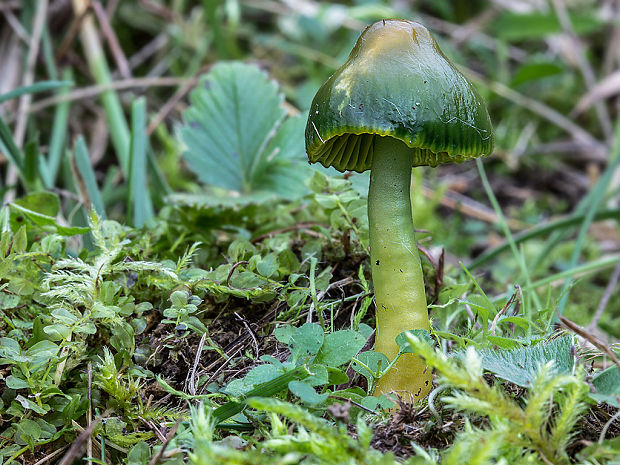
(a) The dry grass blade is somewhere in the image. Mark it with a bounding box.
[32,446,69,465]
[58,417,102,465]
[589,260,620,331]
[559,315,620,373]
[574,70,620,116]
[0,1,21,12]
[422,186,526,230]
[147,420,181,465]
[465,69,606,157]
[550,0,613,140]
[92,1,131,79]
[5,0,48,200]
[147,73,200,135]
[24,77,189,116]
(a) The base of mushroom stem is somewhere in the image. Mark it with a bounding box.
[373,352,433,405]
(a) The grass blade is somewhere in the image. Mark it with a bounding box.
[23,139,41,190]
[128,97,154,227]
[526,256,620,292]
[213,366,309,425]
[0,80,72,105]
[73,0,130,174]
[0,116,24,176]
[73,136,106,218]
[469,207,620,269]
[557,119,620,314]
[476,158,541,318]
[42,70,72,188]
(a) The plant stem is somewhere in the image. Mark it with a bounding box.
[369,136,432,403]
[72,0,130,174]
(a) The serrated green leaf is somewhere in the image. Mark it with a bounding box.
[180,62,308,197]
[478,336,574,387]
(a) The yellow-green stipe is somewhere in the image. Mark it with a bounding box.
[369,136,432,403]
[305,19,493,404]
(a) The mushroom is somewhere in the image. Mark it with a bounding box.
[305,19,493,403]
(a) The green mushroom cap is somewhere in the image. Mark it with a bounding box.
[305,19,493,172]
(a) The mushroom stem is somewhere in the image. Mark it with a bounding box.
[369,136,432,403]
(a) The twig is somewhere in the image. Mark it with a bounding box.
[0,1,22,11]
[551,0,613,141]
[22,77,189,116]
[226,260,249,287]
[490,288,520,335]
[105,0,121,17]
[328,395,377,414]
[56,6,90,62]
[5,0,48,199]
[126,33,168,71]
[58,417,103,465]
[422,186,526,230]
[139,417,167,443]
[205,347,242,386]
[251,222,324,243]
[87,362,93,465]
[599,410,620,444]
[234,312,260,358]
[420,13,527,62]
[559,315,620,373]
[465,69,606,158]
[589,260,620,330]
[306,277,354,324]
[139,0,175,21]
[147,420,181,465]
[32,446,69,465]
[2,10,30,43]
[92,1,132,79]
[188,332,207,396]
[147,73,201,135]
